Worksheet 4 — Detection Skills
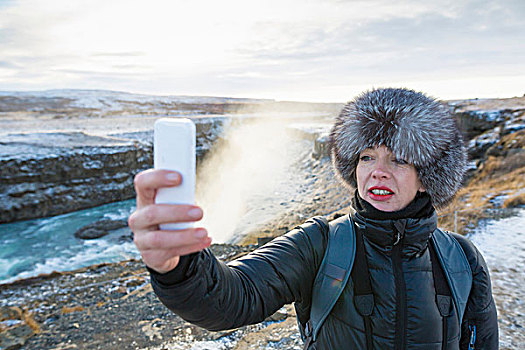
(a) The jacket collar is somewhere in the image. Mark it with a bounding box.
[351,210,437,257]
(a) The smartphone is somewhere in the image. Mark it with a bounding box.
[154,118,196,230]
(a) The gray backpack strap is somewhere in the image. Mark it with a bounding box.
[293,216,330,343]
[307,215,356,343]
[430,229,473,325]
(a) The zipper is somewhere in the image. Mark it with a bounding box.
[392,231,406,350]
[393,231,402,245]
[468,324,476,350]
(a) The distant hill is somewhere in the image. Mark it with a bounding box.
[0,89,343,117]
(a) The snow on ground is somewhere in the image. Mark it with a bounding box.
[468,209,525,349]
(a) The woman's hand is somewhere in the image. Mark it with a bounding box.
[128,169,211,274]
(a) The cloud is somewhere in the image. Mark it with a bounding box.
[0,60,20,69]
[0,0,523,100]
[225,0,524,98]
[91,52,146,58]
[239,0,524,62]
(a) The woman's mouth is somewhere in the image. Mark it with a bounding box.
[368,186,394,200]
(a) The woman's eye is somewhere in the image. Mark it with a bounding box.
[359,155,372,161]
[394,158,408,165]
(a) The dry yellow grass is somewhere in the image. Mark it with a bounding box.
[0,307,40,334]
[61,305,85,314]
[23,309,41,334]
[504,192,525,208]
[438,154,524,233]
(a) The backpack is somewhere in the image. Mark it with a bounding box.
[295,215,473,350]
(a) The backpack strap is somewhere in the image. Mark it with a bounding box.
[352,227,374,350]
[304,215,356,346]
[428,239,453,350]
[294,216,330,344]
[430,229,473,327]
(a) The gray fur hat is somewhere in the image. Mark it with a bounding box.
[330,87,467,209]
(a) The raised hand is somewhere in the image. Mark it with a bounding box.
[128,169,211,274]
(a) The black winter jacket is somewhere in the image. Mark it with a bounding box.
[150,212,498,349]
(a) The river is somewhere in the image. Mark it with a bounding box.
[0,200,138,284]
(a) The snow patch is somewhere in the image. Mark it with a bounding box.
[473,110,503,122]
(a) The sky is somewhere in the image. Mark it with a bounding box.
[0,0,524,102]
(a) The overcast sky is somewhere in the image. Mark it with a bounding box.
[0,0,524,102]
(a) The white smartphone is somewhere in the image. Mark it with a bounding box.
[154,118,196,230]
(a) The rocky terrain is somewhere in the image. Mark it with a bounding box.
[0,246,259,350]
[0,91,524,349]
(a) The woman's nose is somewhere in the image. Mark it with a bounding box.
[371,162,391,179]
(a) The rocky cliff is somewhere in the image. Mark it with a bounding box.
[0,117,229,223]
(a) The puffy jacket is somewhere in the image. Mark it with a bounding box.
[150,212,498,349]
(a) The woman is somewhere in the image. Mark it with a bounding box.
[129,88,498,349]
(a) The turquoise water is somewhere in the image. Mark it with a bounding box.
[0,200,140,284]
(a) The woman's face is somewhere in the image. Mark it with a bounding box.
[356,145,425,212]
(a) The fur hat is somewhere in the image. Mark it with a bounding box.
[330,87,467,209]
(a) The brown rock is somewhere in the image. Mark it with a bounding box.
[73,219,128,240]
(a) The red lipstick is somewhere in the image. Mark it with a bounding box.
[368,186,394,201]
